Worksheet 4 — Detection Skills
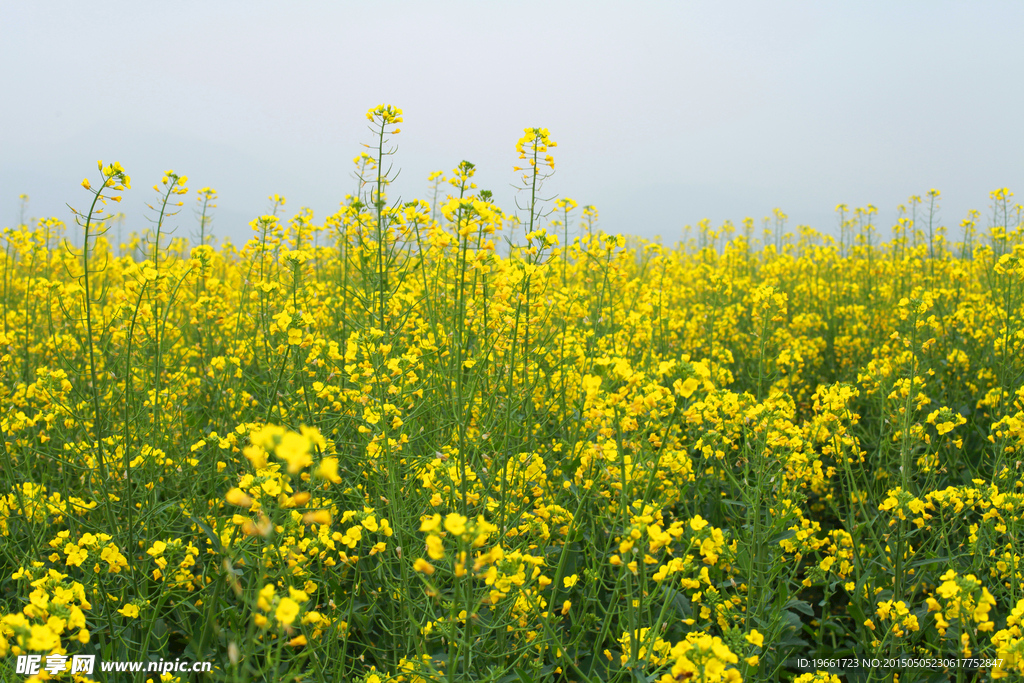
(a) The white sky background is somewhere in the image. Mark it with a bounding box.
[2,1,1022,248]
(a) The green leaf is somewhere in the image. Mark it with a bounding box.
[785,598,814,616]
[769,528,797,544]
[187,514,224,556]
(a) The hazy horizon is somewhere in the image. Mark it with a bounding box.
[3,1,1022,248]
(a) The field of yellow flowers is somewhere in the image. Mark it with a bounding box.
[1,105,1023,683]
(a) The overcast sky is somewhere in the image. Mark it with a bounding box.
[2,1,1022,248]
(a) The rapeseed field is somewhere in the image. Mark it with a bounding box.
[1,105,1023,682]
